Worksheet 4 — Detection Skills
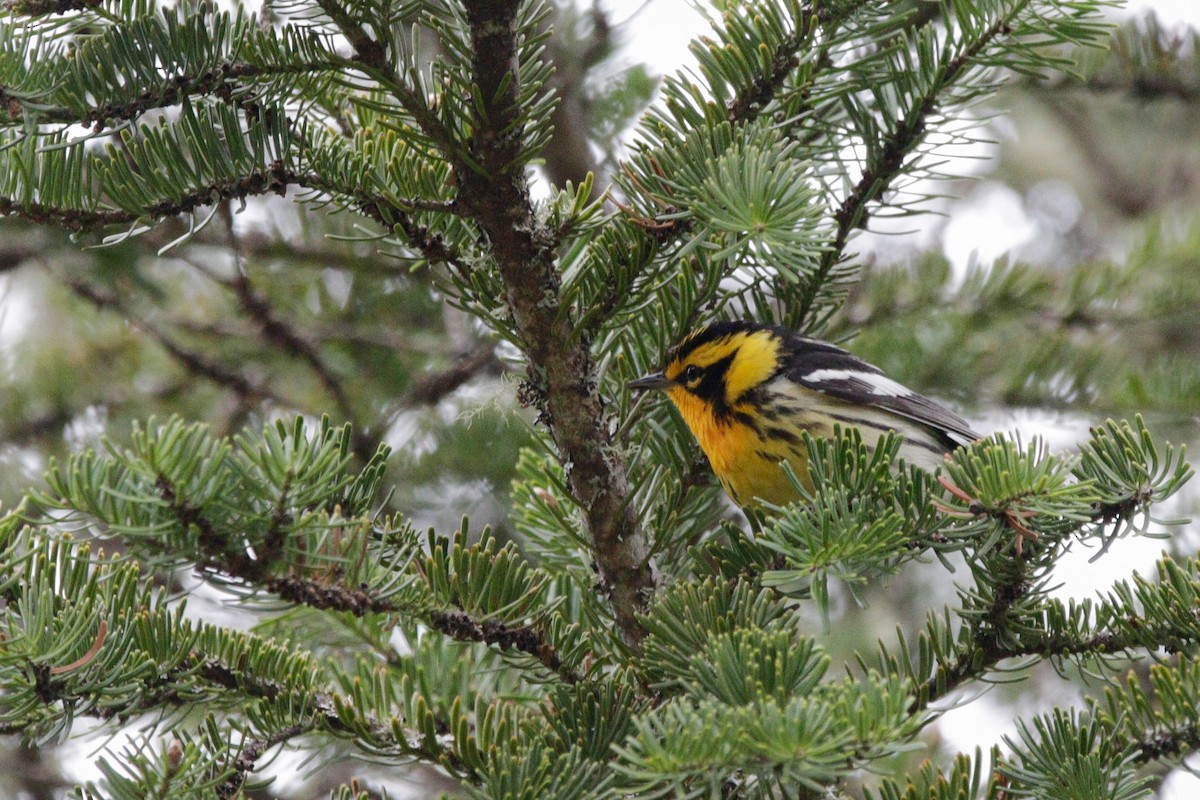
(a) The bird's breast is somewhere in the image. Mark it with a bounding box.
[666,387,807,506]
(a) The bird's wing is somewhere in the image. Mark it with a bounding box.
[784,337,980,449]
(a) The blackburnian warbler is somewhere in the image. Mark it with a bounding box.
[629,320,980,507]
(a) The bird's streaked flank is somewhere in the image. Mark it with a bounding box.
[630,320,980,507]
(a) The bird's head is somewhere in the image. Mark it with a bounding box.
[628,320,784,415]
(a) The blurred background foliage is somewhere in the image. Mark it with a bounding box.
[0,1,1199,797]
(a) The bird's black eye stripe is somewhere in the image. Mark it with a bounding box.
[681,353,737,412]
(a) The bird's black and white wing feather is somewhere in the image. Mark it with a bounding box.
[783,335,980,450]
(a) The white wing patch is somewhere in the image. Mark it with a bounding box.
[802,368,914,398]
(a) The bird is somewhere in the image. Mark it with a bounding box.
[628,320,980,508]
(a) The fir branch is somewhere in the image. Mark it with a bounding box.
[724,25,808,124]
[1132,724,1200,764]
[0,90,80,126]
[312,697,469,779]
[914,541,1037,710]
[154,468,270,582]
[915,602,1198,712]
[201,662,469,777]
[721,0,857,126]
[81,62,266,132]
[0,196,140,233]
[799,10,1018,328]
[137,165,292,219]
[1033,626,1182,661]
[192,655,287,701]
[691,0,879,129]
[15,651,285,729]
[456,0,656,648]
[291,168,466,269]
[0,166,299,233]
[309,0,458,155]
[14,643,465,782]
[379,202,467,270]
[1,63,337,132]
[267,574,398,615]
[2,164,463,270]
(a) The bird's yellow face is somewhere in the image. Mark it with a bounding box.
[661,326,783,413]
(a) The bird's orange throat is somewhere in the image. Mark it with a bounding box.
[665,386,738,474]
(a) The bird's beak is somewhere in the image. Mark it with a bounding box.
[628,371,672,391]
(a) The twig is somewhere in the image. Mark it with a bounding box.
[405,346,502,406]
[216,722,316,800]
[429,609,583,685]
[216,206,376,461]
[3,167,464,278]
[18,643,469,783]
[268,574,584,685]
[60,274,283,406]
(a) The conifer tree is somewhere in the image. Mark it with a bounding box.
[0,0,1198,798]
